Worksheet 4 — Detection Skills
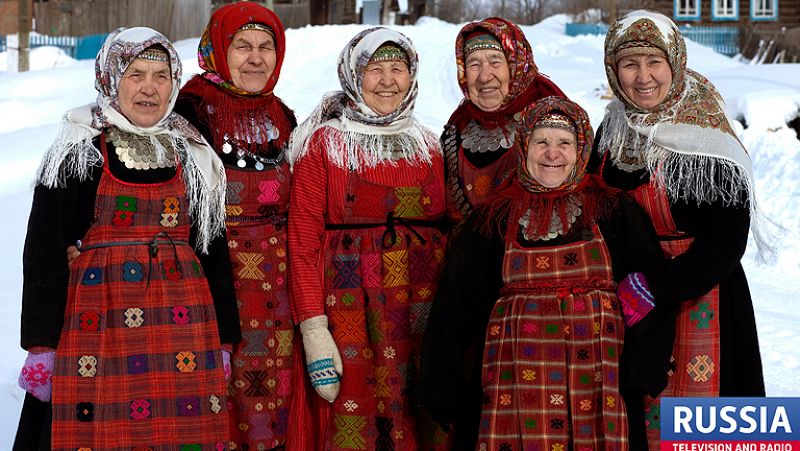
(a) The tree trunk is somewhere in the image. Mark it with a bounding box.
[18,0,30,72]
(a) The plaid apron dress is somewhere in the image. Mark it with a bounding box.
[51,137,229,450]
[223,162,295,450]
[631,182,721,451]
[318,159,448,450]
[477,225,627,451]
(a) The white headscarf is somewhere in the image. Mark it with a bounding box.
[288,27,439,170]
[35,27,226,253]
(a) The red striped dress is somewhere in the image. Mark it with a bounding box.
[51,138,229,450]
[289,127,448,450]
[478,225,627,451]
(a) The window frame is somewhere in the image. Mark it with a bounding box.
[674,0,702,20]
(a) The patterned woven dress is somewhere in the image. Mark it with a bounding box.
[631,183,720,450]
[478,225,627,451]
[224,162,294,448]
[51,139,229,449]
[289,129,448,450]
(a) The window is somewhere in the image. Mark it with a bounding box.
[751,0,778,19]
[675,0,701,20]
[713,0,738,19]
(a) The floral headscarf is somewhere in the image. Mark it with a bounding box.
[37,27,226,253]
[289,27,438,170]
[196,1,286,97]
[516,96,593,194]
[482,97,619,242]
[449,17,565,129]
[598,10,772,260]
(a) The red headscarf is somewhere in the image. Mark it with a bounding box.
[179,2,294,152]
[449,17,565,130]
[198,1,286,96]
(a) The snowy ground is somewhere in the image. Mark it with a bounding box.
[1,15,798,444]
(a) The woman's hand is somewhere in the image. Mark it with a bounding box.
[66,245,81,265]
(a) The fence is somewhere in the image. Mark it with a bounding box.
[565,23,740,56]
[0,33,108,60]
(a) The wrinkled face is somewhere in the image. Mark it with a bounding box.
[361,60,411,116]
[226,29,276,93]
[465,48,510,112]
[615,53,673,110]
[526,126,578,188]
[118,58,172,128]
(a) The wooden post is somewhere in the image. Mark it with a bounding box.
[18,0,30,72]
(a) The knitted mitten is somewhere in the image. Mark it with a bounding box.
[300,315,342,402]
[19,351,56,402]
[617,272,656,327]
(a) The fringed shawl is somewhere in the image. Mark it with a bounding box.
[35,27,226,253]
[289,27,439,171]
[599,10,774,261]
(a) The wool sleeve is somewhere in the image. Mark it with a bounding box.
[21,170,100,350]
[288,129,329,324]
[420,207,505,425]
[598,194,664,281]
[643,199,750,306]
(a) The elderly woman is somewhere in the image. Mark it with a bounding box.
[591,10,767,450]
[287,27,447,450]
[444,17,565,223]
[422,96,663,450]
[173,3,297,449]
[14,28,238,449]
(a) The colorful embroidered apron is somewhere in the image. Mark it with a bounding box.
[444,125,519,220]
[224,162,295,450]
[631,183,721,451]
[478,226,627,451]
[318,160,448,450]
[52,137,228,450]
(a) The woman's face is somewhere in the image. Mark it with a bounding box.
[615,53,673,110]
[226,29,276,93]
[118,58,172,128]
[526,126,578,188]
[465,49,510,112]
[361,60,411,116]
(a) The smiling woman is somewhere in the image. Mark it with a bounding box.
[14,26,237,450]
[286,26,449,450]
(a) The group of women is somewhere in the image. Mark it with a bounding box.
[14,2,765,450]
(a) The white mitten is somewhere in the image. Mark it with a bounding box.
[300,315,342,402]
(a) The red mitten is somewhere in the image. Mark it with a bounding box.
[617,272,656,327]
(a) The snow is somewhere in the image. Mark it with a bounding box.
[1,14,799,443]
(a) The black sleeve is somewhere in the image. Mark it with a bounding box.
[599,195,679,399]
[599,194,664,282]
[174,94,213,144]
[644,199,750,306]
[21,171,99,350]
[420,209,505,425]
[190,227,241,346]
